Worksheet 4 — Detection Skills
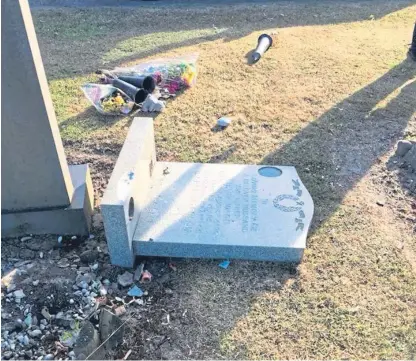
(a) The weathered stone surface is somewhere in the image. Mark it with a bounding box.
[102,118,314,267]
[2,0,74,211]
[403,145,416,171]
[99,309,124,351]
[80,250,99,264]
[396,140,413,157]
[133,162,313,262]
[117,272,133,287]
[73,321,103,360]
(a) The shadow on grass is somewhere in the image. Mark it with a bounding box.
[111,59,415,360]
[261,58,416,232]
[33,0,416,81]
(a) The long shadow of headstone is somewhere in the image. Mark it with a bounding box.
[261,58,416,231]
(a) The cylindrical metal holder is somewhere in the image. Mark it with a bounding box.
[112,79,148,104]
[252,34,273,63]
[118,75,156,93]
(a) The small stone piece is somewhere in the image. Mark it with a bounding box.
[43,354,55,360]
[25,350,33,358]
[80,250,99,264]
[30,329,42,338]
[41,307,51,321]
[113,305,126,316]
[217,117,231,127]
[57,258,70,268]
[3,351,13,360]
[14,289,25,299]
[396,140,413,157]
[32,280,40,286]
[99,287,107,296]
[21,237,32,242]
[376,200,385,207]
[76,273,94,285]
[118,272,134,287]
[24,313,32,327]
[7,284,16,293]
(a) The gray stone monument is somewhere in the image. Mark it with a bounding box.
[101,117,314,268]
[1,0,93,236]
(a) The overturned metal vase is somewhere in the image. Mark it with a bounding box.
[118,75,156,93]
[112,78,148,104]
[251,33,273,64]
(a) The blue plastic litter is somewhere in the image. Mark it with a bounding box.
[218,260,230,269]
[127,285,144,297]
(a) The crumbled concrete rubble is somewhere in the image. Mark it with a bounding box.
[0,233,157,360]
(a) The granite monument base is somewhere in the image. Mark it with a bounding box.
[2,164,94,237]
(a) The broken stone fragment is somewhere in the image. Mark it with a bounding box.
[99,309,124,351]
[117,271,133,287]
[73,321,103,360]
[395,140,413,157]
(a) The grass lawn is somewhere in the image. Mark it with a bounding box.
[32,1,416,359]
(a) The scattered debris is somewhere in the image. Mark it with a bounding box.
[20,236,32,242]
[118,271,134,287]
[134,263,145,282]
[41,307,52,321]
[13,289,25,300]
[376,200,385,207]
[127,285,144,297]
[168,262,177,272]
[123,349,132,360]
[218,260,231,269]
[57,258,70,268]
[140,270,153,283]
[80,249,99,264]
[217,117,232,128]
[142,94,166,112]
[58,236,63,243]
[163,167,170,175]
[113,305,126,317]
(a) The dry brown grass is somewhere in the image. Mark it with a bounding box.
[32,1,416,359]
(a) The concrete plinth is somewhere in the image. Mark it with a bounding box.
[2,165,94,236]
[101,117,314,267]
[1,0,93,237]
